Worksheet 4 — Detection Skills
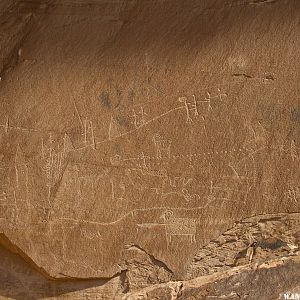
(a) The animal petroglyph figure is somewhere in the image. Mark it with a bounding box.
[160,210,197,244]
[152,134,171,159]
[162,176,199,202]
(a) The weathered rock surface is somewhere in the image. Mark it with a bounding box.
[0,0,300,298]
[124,255,300,300]
[1,212,299,299]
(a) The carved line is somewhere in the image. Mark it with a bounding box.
[51,194,235,227]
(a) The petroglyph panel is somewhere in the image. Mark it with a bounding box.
[0,0,300,286]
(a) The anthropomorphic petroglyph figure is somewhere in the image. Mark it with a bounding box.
[286,186,300,203]
[138,151,151,170]
[4,116,9,133]
[12,145,31,224]
[243,121,267,154]
[0,191,7,202]
[290,140,299,161]
[203,92,213,111]
[198,89,227,111]
[152,134,171,159]
[83,118,96,149]
[15,145,29,193]
[160,210,196,244]
[42,134,70,204]
[132,106,147,128]
[179,90,227,123]
[179,96,199,123]
[110,178,126,201]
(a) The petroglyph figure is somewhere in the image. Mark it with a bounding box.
[203,92,213,111]
[132,106,147,128]
[290,140,299,161]
[42,134,68,203]
[198,89,227,110]
[4,116,9,133]
[179,90,227,123]
[138,151,151,170]
[179,96,198,123]
[162,176,198,202]
[0,191,7,202]
[73,99,83,128]
[160,210,196,244]
[286,186,300,203]
[15,145,29,192]
[108,116,128,140]
[243,121,267,153]
[152,134,171,159]
[110,154,123,166]
[80,228,102,240]
[204,179,232,204]
[0,116,40,133]
[216,88,227,102]
[110,178,126,201]
[83,118,96,149]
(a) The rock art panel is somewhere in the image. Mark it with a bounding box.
[0,0,299,292]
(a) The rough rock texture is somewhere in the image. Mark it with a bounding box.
[0,0,49,77]
[124,255,300,300]
[185,213,300,279]
[1,221,300,299]
[0,0,300,298]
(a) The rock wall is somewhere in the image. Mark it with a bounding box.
[0,0,49,76]
[0,0,300,299]
[1,213,300,299]
[0,0,17,12]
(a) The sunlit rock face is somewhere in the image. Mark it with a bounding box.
[0,0,300,299]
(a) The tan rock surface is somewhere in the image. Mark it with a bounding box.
[1,212,300,299]
[0,0,300,298]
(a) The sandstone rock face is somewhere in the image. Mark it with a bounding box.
[0,0,300,299]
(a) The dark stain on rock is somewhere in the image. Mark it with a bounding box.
[128,89,135,104]
[255,238,287,250]
[116,88,122,97]
[100,92,112,109]
[291,108,300,122]
[265,74,275,81]
[256,102,286,124]
[249,0,278,4]
[116,115,130,129]
[232,73,253,79]
[234,248,248,261]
